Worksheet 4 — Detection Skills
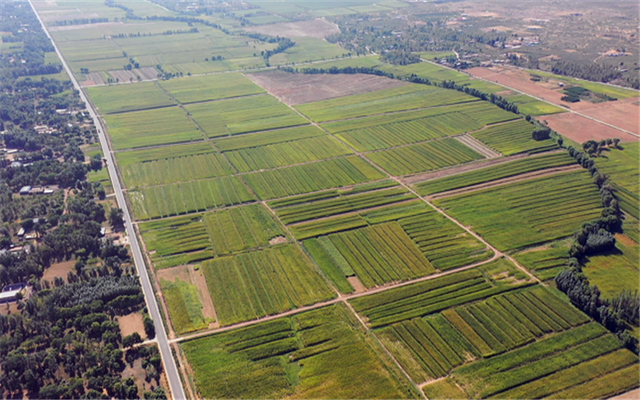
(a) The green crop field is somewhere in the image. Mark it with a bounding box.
[139,204,284,261]
[594,143,640,218]
[104,106,203,150]
[470,119,558,155]
[242,156,385,200]
[214,125,325,151]
[201,244,335,325]
[324,102,517,152]
[584,240,640,299]
[186,94,308,137]
[129,176,255,220]
[376,286,590,382]
[350,258,533,327]
[513,242,571,281]
[505,94,566,116]
[160,278,207,334]
[434,169,603,251]
[306,222,435,288]
[367,137,484,176]
[415,152,577,196]
[270,37,347,64]
[422,378,469,400]
[159,73,265,104]
[296,84,476,123]
[526,69,640,99]
[453,322,638,399]
[181,304,417,399]
[87,82,175,114]
[225,135,352,172]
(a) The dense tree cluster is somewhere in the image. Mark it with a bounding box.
[380,50,420,65]
[551,60,638,89]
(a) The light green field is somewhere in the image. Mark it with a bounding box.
[594,143,640,218]
[104,106,202,150]
[270,37,348,65]
[160,278,207,334]
[87,82,175,114]
[527,69,640,99]
[506,94,566,116]
[584,240,640,299]
[471,119,558,155]
[159,72,265,104]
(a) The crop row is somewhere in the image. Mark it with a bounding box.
[213,125,324,152]
[471,119,558,156]
[290,214,368,240]
[276,186,413,225]
[514,246,569,281]
[269,180,397,209]
[242,156,385,200]
[129,176,255,220]
[225,135,352,172]
[115,142,216,166]
[350,258,532,327]
[398,209,491,270]
[319,222,435,288]
[201,244,335,326]
[434,169,603,251]
[139,214,209,257]
[415,152,577,196]
[158,72,265,104]
[454,322,634,399]
[367,137,484,176]
[160,278,207,334]
[87,81,175,114]
[593,145,639,218]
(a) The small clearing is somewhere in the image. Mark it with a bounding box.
[269,236,288,245]
[42,260,75,283]
[117,312,146,339]
[347,276,367,294]
[243,18,339,39]
[246,70,408,106]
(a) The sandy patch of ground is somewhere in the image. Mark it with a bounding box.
[0,302,20,315]
[347,276,366,294]
[42,260,75,283]
[247,70,408,105]
[269,236,288,245]
[578,100,639,135]
[615,234,637,247]
[610,388,640,400]
[117,312,147,339]
[243,18,339,39]
[466,11,500,18]
[542,113,639,143]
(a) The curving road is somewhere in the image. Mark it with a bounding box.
[27,2,187,399]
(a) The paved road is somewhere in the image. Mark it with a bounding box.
[28,2,187,399]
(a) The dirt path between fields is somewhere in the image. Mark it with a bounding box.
[188,266,219,329]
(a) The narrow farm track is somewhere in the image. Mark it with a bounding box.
[27,3,187,399]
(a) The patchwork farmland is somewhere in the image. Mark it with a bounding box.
[35,0,640,397]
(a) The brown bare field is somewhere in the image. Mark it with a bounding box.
[42,260,75,283]
[543,113,639,143]
[247,70,407,105]
[0,302,20,316]
[579,99,640,135]
[243,18,339,39]
[347,276,366,294]
[611,388,640,400]
[118,312,146,339]
[81,72,105,87]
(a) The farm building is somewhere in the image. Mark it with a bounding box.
[19,186,31,195]
[0,283,26,304]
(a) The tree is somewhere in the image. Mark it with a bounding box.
[109,208,125,231]
[122,332,143,348]
[143,314,155,339]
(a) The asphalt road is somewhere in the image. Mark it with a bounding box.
[27,2,187,398]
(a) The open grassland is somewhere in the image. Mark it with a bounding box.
[415,152,576,196]
[594,144,640,218]
[296,84,476,123]
[181,304,417,399]
[377,286,590,383]
[470,119,558,155]
[87,82,175,114]
[186,94,308,137]
[584,240,640,299]
[513,242,571,281]
[434,169,602,251]
[367,138,484,176]
[225,135,352,172]
[453,322,638,399]
[242,156,385,200]
[160,278,207,334]
[129,176,255,220]
[505,94,566,116]
[306,222,435,289]
[350,258,532,327]
[398,209,492,271]
[323,102,517,152]
[201,244,335,326]
[139,204,284,260]
[214,125,324,151]
[104,106,202,150]
[158,73,265,104]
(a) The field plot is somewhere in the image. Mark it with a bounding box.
[305,222,435,289]
[470,119,558,155]
[104,106,202,150]
[513,242,570,281]
[453,322,638,399]
[584,240,640,299]
[225,135,352,172]
[350,258,533,327]
[242,156,385,200]
[323,102,517,152]
[186,94,308,137]
[504,94,566,116]
[87,82,175,114]
[129,176,255,220]
[594,144,639,218]
[377,286,590,382]
[201,244,335,326]
[214,125,324,151]
[139,204,284,261]
[181,304,416,399]
[158,73,265,104]
[433,169,603,251]
[367,138,484,176]
[415,152,576,196]
[270,37,347,64]
[296,84,477,123]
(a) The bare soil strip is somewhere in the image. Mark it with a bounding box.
[455,133,502,158]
